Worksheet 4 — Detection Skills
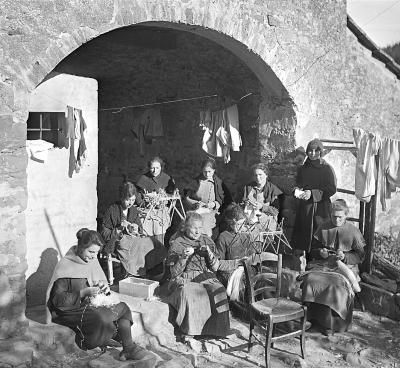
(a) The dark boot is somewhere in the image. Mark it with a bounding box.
[119,344,157,367]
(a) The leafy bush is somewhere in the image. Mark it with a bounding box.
[374,232,400,268]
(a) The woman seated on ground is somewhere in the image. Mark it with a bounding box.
[300,199,365,334]
[46,228,155,365]
[166,212,237,344]
[136,156,176,203]
[183,158,232,237]
[239,163,282,228]
[100,181,166,277]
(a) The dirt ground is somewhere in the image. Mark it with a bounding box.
[26,308,400,368]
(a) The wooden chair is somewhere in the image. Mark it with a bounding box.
[243,252,307,368]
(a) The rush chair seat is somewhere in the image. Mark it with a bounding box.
[243,252,307,368]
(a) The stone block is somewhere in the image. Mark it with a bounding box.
[359,282,400,320]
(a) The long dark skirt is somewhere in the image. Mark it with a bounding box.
[305,301,354,332]
[53,302,132,350]
[168,278,230,337]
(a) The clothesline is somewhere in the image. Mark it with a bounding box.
[101,92,253,114]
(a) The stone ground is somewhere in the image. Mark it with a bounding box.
[2,297,397,368]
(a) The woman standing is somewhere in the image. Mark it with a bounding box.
[46,228,155,364]
[292,139,337,254]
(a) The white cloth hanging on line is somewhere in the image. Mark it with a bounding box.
[353,128,381,203]
[201,104,242,163]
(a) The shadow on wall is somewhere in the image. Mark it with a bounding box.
[26,248,59,307]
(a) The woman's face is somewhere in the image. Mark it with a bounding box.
[149,161,162,177]
[254,169,267,187]
[331,210,347,227]
[232,218,246,233]
[202,165,215,180]
[78,244,101,263]
[307,148,321,161]
[121,195,136,210]
[185,220,203,240]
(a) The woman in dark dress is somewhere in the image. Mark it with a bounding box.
[136,156,175,200]
[292,139,337,254]
[46,228,155,364]
[100,182,166,276]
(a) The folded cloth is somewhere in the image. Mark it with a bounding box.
[26,139,54,162]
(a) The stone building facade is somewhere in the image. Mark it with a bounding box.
[1,0,400,339]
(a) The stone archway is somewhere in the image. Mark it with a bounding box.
[0,0,299,339]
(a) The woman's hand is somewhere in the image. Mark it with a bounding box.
[206,201,216,210]
[183,247,195,258]
[299,190,312,201]
[80,286,100,298]
[335,250,345,261]
[320,248,329,259]
[94,280,110,295]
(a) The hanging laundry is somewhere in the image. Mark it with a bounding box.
[225,104,241,152]
[75,109,87,172]
[201,104,242,164]
[379,137,400,210]
[57,113,69,149]
[65,105,87,174]
[132,107,164,156]
[353,128,381,202]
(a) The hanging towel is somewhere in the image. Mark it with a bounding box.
[65,106,76,139]
[353,128,381,202]
[75,109,87,172]
[142,108,164,141]
[379,137,400,210]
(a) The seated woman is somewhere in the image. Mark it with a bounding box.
[300,199,365,334]
[183,158,232,237]
[136,156,175,201]
[46,228,155,364]
[100,181,166,277]
[239,163,282,228]
[166,212,237,342]
[136,156,176,238]
[216,204,259,285]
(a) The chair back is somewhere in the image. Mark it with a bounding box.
[242,252,282,304]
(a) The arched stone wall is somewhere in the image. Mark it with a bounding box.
[2,0,321,337]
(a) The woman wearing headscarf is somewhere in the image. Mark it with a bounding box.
[46,228,155,364]
[166,212,237,343]
[292,139,337,254]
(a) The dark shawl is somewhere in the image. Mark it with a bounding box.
[292,158,337,252]
[240,180,282,211]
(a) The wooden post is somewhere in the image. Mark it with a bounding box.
[364,151,380,274]
[359,202,365,234]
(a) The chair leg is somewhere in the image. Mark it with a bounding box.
[248,316,254,353]
[107,254,114,285]
[265,318,273,368]
[300,307,308,358]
